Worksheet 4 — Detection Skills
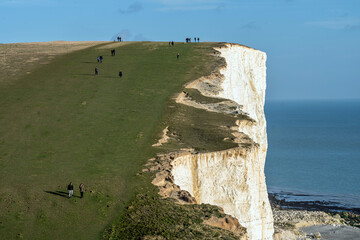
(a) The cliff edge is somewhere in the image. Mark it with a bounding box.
[151,43,274,240]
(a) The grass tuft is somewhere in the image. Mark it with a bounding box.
[103,194,240,240]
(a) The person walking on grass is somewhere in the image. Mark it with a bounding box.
[119,71,123,78]
[95,67,98,75]
[177,53,180,60]
[67,182,74,198]
[79,183,85,198]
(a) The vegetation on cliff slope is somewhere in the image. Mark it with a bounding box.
[1,41,243,239]
[104,194,241,240]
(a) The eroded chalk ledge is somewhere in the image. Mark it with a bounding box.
[147,43,274,240]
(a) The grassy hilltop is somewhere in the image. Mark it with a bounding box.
[0,41,244,239]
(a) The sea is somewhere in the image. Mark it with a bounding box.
[264,100,360,210]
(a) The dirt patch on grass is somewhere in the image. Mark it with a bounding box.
[176,90,245,116]
[204,215,247,239]
[152,127,170,147]
[96,42,135,49]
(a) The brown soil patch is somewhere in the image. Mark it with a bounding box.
[152,127,170,147]
[204,215,247,239]
[96,42,134,49]
[0,41,107,85]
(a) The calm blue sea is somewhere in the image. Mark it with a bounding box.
[265,100,360,209]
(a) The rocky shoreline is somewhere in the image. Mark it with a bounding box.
[269,193,360,215]
[269,193,360,239]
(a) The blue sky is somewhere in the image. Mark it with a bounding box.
[1,0,359,100]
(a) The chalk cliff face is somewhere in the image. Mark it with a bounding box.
[171,44,274,240]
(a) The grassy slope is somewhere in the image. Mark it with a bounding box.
[104,194,241,240]
[0,42,221,239]
[0,41,106,85]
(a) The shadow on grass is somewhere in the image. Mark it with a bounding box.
[76,73,96,77]
[101,76,121,79]
[75,74,119,79]
[44,190,80,198]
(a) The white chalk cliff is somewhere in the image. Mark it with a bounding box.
[171,44,274,239]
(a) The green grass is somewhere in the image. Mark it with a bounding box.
[0,41,228,239]
[103,194,241,240]
[159,103,240,152]
[102,41,253,239]
[183,88,227,104]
